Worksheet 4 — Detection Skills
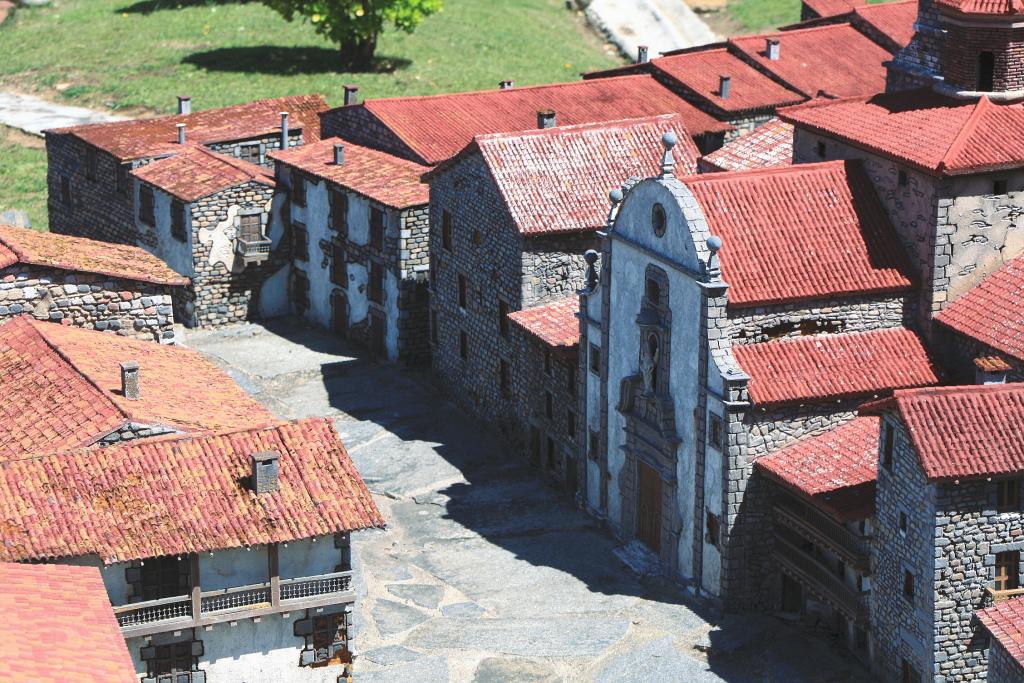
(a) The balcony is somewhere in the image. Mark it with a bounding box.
[774,496,871,572]
[113,570,354,638]
[986,586,1024,605]
[774,532,869,623]
[235,237,272,265]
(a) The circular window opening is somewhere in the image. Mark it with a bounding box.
[652,203,667,237]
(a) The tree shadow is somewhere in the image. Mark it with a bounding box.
[183,46,411,76]
[117,0,252,15]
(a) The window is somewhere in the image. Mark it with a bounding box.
[899,511,908,535]
[709,414,725,452]
[441,210,453,251]
[330,190,348,234]
[86,149,97,181]
[498,300,509,337]
[882,422,895,471]
[290,172,306,206]
[459,330,468,360]
[902,569,914,602]
[589,430,599,461]
[171,200,187,242]
[457,274,468,309]
[546,436,556,472]
[370,207,385,251]
[330,242,347,288]
[238,213,263,243]
[292,222,309,261]
[816,141,826,158]
[994,179,1009,195]
[998,479,1021,513]
[145,641,200,680]
[545,391,553,420]
[133,555,191,601]
[897,169,908,187]
[567,363,577,398]
[995,551,1020,591]
[651,202,666,237]
[292,271,310,310]
[589,343,601,375]
[60,176,72,206]
[646,334,660,393]
[472,229,481,245]
[544,348,552,376]
[706,511,720,548]
[646,277,661,306]
[901,659,921,683]
[978,51,995,92]
[567,410,576,438]
[297,612,349,668]
[139,185,155,226]
[500,359,511,398]
[239,144,260,165]
[369,262,384,304]
[116,165,129,195]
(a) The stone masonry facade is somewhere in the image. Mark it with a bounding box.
[0,265,177,342]
[988,639,1024,683]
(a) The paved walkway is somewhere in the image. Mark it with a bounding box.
[181,320,873,682]
[0,91,126,135]
[584,0,718,61]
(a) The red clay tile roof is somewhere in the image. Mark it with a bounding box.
[0,224,187,286]
[437,114,700,236]
[699,118,794,172]
[978,597,1024,671]
[865,383,1024,480]
[781,90,1024,176]
[733,327,940,407]
[756,415,879,520]
[685,160,914,307]
[132,146,275,202]
[803,0,867,17]
[646,48,806,114]
[0,563,136,682]
[975,354,1013,372]
[854,0,917,49]
[352,76,732,165]
[508,297,580,351]
[49,94,328,161]
[936,0,1024,15]
[936,256,1024,363]
[0,317,276,459]
[271,137,429,209]
[0,419,385,564]
[729,24,892,98]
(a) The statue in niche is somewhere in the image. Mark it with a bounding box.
[641,333,659,395]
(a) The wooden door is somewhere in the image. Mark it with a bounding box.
[331,292,348,337]
[636,461,662,552]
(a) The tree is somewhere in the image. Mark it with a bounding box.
[262,0,443,69]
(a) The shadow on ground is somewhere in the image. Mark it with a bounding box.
[117,0,252,14]
[183,46,411,75]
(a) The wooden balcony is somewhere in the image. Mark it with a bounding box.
[774,496,871,572]
[774,532,869,623]
[235,237,272,265]
[986,586,1024,604]
[114,570,354,638]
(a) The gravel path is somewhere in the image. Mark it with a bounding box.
[0,91,126,135]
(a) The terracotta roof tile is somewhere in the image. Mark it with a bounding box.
[0,563,136,682]
[936,0,1024,15]
[699,118,794,172]
[865,383,1024,480]
[443,114,700,236]
[0,419,385,564]
[802,0,867,17]
[729,24,892,98]
[978,596,1024,671]
[685,160,915,307]
[733,327,941,407]
[646,48,806,114]
[132,146,275,202]
[352,76,732,165]
[936,257,1024,362]
[756,415,879,520]
[49,95,328,161]
[0,224,188,286]
[0,317,276,459]
[271,138,429,209]
[508,297,580,351]
[975,354,1013,372]
[853,0,917,49]
[781,90,1024,176]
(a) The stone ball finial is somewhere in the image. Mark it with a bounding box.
[707,235,723,253]
[662,131,678,150]
[584,249,599,265]
[609,188,624,204]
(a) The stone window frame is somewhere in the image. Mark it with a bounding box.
[290,171,307,207]
[86,148,98,182]
[368,261,385,305]
[292,221,309,262]
[171,199,187,243]
[60,176,72,206]
[651,202,667,238]
[457,273,468,310]
[882,420,895,471]
[708,412,725,452]
[589,343,601,376]
[566,409,576,439]
[292,269,310,311]
[897,508,908,537]
[994,550,1021,592]
[330,240,347,289]
[238,143,261,165]
[458,330,468,361]
[901,566,915,604]
[977,50,995,92]
[987,540,1024,589]
[116,164,130,196]
[996,478,1021,514]
[139,184,156,227]
[330,189,349,236]
[369,206,386,252]
[140,638,204,682]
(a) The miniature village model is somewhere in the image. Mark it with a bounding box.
[3,0,1024,680]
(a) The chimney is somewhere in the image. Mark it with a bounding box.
[537,110,557,129]
[176,123,186,145]
[177,96,191,115]
[719,74,732,99]
[334,143,345,165]
[499,80,514,90]
[637,45,649,64]
[343,85,359,106]
[766,38,780,61]
[251,450,281,495]
[280,112,289,151]
[120,361,140,400]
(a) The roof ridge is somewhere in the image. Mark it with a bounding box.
[730,20,859,41]
[474,113,682,143]
[742,325,914,349]
[939,95,992,172]
[893,381,1024,400]
[683,157,847,183]
[194,146,272,180]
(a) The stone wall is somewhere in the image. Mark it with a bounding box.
[988,639,1024,683]
[95,421,178,446]
[941,23,1024,94]
[206,130,303,168]
[397,205,431,364]
[521,232,600,307]
[871,415,937,682]
[0,265,178,342]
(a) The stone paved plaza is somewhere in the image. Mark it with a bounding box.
[181,320,873,683]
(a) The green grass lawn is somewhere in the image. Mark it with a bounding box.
[728,0,896,33]
[0,130,48,231]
